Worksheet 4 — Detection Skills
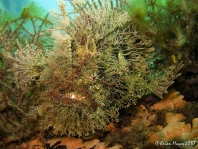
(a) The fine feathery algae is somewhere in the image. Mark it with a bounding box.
[0,0,183,141]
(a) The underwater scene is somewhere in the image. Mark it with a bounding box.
[0,0,198,148]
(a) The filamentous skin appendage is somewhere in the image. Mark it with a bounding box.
[0,0,182,139]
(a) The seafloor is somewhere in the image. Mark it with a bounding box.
[8,89,198,149]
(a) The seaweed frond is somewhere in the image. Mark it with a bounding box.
[148,61,183,98]
[6,41,47,88]
[0,5,52,52]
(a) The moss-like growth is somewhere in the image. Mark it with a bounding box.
[124,0,198,71]
[0,2,52,145]
[151,110,167,127]
[105,124,149,149]
[0,0,183,144]
[176,102,198,124]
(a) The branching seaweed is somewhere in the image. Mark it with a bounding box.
[0,0,184,145]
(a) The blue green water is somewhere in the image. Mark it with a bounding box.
[0,0,73,17]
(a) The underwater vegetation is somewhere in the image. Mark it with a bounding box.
[0,2,53,52]
[1,0,198,147]
[125,0,198,66]
[124,0,198,101]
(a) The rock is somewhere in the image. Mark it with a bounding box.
[106,122,117,132]
[94,142,123,149]
[192,118,198,129]
[131,104,156,127]
[150,90,186,111]
[83,138,100,149]
[182,129,198,140]
[107,144,123,149]
[47,137,83,149]
[94,142,107,149]
[165,112,185,124]
[19,139,44,149]
[149,122,191,142]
